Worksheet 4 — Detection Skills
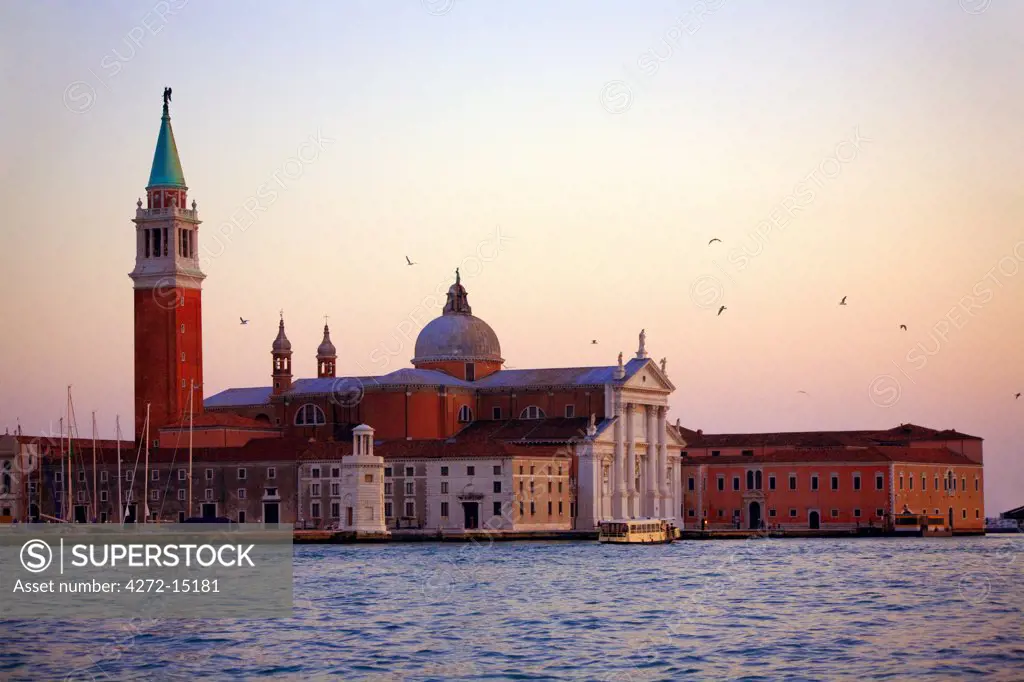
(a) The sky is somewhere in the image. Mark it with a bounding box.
[0,0,1021,513]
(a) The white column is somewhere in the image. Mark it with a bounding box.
[657,406,669,518]
[645,405,658,517]
[612,394,626,519]
[577,442,601,530]
[625,403,636,518]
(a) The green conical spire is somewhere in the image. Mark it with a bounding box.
[147,95,186,188]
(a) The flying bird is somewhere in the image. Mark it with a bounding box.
[717,305,727,316]
[839,296,847,306]
[591,340,598,345]
[405,256,417,266]
[797,390,809,395]
[708,238,721,245]
[1016,393,1021,400]
[900,324,907,331]
[239,317,249,325]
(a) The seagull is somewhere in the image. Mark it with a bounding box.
[591,340,598,344]
[839,296,847,306]
[405,256,417,266]
[900,324,907,331]
[708,238,721,245]
[1016,393,1021,400]
[239,317,249,325]
[717,305,727,316]
[797,390,809,395]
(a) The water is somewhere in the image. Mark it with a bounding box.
[2,536,1023,681]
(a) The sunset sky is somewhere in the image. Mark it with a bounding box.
[1,1,1021,512]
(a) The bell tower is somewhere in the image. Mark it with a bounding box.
[129,88,205,441]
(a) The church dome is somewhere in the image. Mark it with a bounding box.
[317,324,336,358]
[272,317,291,353]
[412,273,502,365]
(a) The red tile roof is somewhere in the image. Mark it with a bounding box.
[159,413,279,431]
[672,422,982,448]
[679,446,979,467]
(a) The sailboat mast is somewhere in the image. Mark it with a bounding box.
[59,416,64,521]
[143,403,150,524]
[188,380,194,520]
[92,411,97,522]
[66,387,72,521]
[116,416,123,525]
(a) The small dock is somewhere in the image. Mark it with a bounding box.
[293,529,598,544]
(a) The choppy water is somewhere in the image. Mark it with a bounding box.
[2,536,1023,681]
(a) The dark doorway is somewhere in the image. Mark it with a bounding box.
[749,501,762,530]
[949,507,954,529]
[463,502,479,530]
[264,502,280,525]
[30,504,39,522]
[346,507,353,527]
[809,510,820,529]
[125,504,137,523]
[74,505,87,523]
[178,511,186,523]
[201,503,217,520]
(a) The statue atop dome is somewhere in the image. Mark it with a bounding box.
[442,270,472,315]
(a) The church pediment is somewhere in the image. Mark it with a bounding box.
[622,358,675,392]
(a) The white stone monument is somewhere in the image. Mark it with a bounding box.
[341,424,389,536]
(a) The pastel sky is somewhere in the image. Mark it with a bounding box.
[1,1,1021,512]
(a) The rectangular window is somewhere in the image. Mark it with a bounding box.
[238,468,247,480]
[441,482,449,494]
[100,490,108,502]
[441,502,449,518]
[145,229,151,258]
[151,470,159,481]
[831,475,838,491]
[465,363,475,381]
[125,471,132,482]
[789,475,797,491]
[268,467,277,480]
[311,467,321,479]
[961,477,966,492]
[467,466,475,476]
[405,482,414,495]
[331,467,340,478]
[558,501,563,515]
[405,466,415,477]
[564,405,575,418]
[311,502,321,518]
[331,502,340,518]
[519,501,525,517]
[741,449,754,456]
[876,473,884,490]
[205,469,213,481]
[494,502,502,517]
[909,475,914,490]
[687,477,695,491]
[384,502,393,518]
[384,467,392,478]
[178,469,186,481]
[150,490,159,501]
[962,509,967,520]
[899,475,904,490]
[717,476,724,491]
[384,482,392,495]
[311,483,321,496]
[547,501,553,515]
[100,471,108,483]
[711,450,721,457]
[177,489,185,501]
[732,476,740,491]
[405,501,414,517]
[162,227,168,256]
[854,508,861,518]
[492,407,502,419]
[769,475,776,491]
[205,488,213,501]
[853,474,861,491]
[688,509,696,517]
[440,466,448,477]
[530,501,536,516]
[78,471,86,482]
[876,508,885,517]
[976,509,980,519]
[238,488,246,500]
[493,481,501,493]
[830,509,839,518]
[935,475,940,490]
[558,482,563,493]
[493,465,501,475]
[811,475,819,491]
[364,474,373,483]
[329,482,339,496]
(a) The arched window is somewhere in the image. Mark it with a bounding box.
[294,403,326,426]
[458,405,472,423]
[520,406,546,420]
[254,413,271,424]
[755,470,763,490]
